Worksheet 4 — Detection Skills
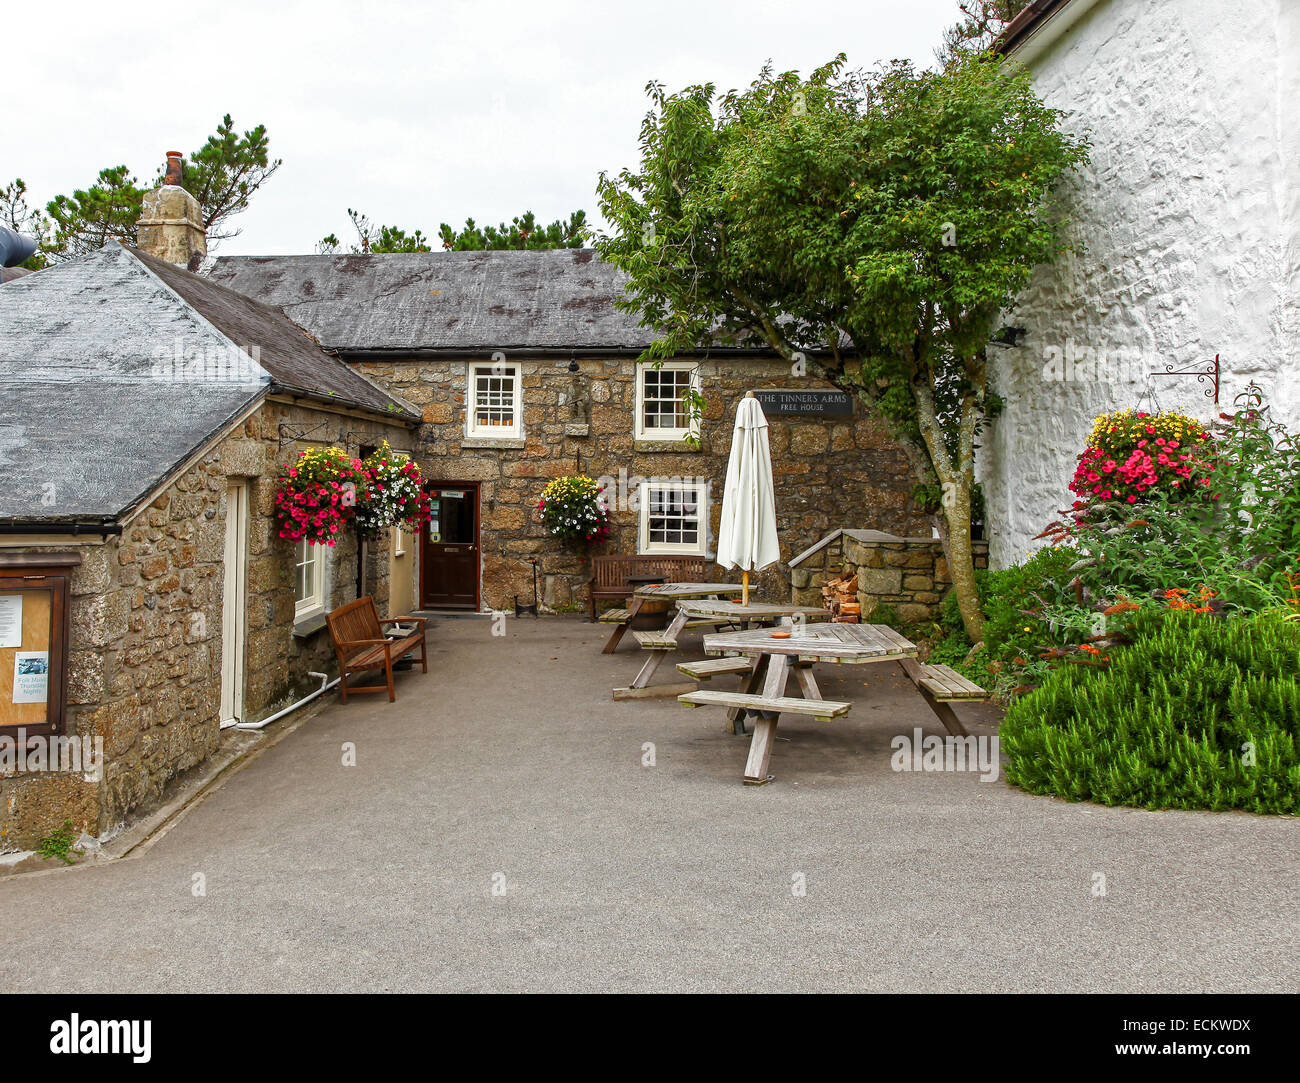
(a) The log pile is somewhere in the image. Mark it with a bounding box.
[821,572,861,623]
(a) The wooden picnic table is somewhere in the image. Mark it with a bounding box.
[610,595,832,701]
[674,598,831,624]
[600,582,745,655]
[680,621,982,785]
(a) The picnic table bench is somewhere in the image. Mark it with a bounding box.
[601,581,746,655]
[588,554,706,621]
[611,592,830,700]
[679,622,987,784]
[326,596,428,702]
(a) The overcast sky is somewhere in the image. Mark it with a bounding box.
[7,0,959,256]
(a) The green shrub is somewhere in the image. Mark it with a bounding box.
[1043,385,1300,615]
[977,546,1078,656]
[936,545,1080,694]
[1001,610,1300,814]
[867,603,901,629]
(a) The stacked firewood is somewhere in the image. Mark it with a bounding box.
[821,571,861,623]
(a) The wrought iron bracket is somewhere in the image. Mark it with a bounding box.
[277,421,331,448]
[1147,354,1220,404]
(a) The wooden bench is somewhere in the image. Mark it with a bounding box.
[918,663,988,701]
[631,629,678,650]
[588,554,706,620]
[894,657,988,737]
[678,689,853,724]
[676,657,753,681]
[326,596,428,703]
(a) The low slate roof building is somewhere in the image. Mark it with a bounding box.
[0,239,423,847]
[210,248,662,355]
[0,243,418,526]
[208,247,924,616]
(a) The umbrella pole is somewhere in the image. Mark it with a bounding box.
[742,569,749,607]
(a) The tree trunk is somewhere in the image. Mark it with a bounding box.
[758,326,988,640]
[940,490,985,642]
[912,380,986,643]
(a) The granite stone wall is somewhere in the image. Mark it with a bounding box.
[0,398,413,850]
[355,355,930,612]
[791,530,989,623]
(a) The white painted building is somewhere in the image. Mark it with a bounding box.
[979,0,1300,566]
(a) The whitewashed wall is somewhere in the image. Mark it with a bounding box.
[979,0,1300,566]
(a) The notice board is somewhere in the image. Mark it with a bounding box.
[0,554,78,739]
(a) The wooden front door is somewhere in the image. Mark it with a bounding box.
[421,483,479,609]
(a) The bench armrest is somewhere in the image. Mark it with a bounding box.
[380,616,427,630]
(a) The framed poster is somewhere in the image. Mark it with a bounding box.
[0,553,79,740]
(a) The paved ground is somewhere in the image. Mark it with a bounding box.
[1,616,1296,993]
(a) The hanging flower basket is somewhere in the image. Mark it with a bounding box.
[354,441,432,538]
[274,447,367,546]
[537,475,611,548]
[1069,409,1216,512]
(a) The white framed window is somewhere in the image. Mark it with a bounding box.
[294,539,326,621]
[393,524,406,557]
[638,480,708,556]
[635,361,699,441]
[467,361,523,438]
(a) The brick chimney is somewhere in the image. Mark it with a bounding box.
[136,151,207,268]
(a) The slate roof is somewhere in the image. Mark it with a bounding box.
[0,244,416,523]
[135,248,418,417]
[209,248,676,354]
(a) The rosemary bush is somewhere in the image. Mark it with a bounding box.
[1002,609,1300,814]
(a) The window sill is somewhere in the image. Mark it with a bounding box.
[634,438,700,453]
[463,436,527,449]
[292,611,328,638]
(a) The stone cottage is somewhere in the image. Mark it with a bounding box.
[210,250,929,612]
[978,0,1300,566]
[0,222,419,847]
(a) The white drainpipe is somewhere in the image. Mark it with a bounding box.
[232,671,338,731]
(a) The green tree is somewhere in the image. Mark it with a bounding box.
[438,210,587,250]
[319,208,588,254]
[25,114,279,262]
[318,208,433,254]
[179,114,282,241]
[45,165,144,260]
[0,178,52,269]
[596,55,1088,640]
[937,1,1029,66]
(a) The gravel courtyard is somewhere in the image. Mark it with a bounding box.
[1,616,1295,993]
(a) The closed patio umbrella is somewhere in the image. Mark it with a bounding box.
[716,392,780,605]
